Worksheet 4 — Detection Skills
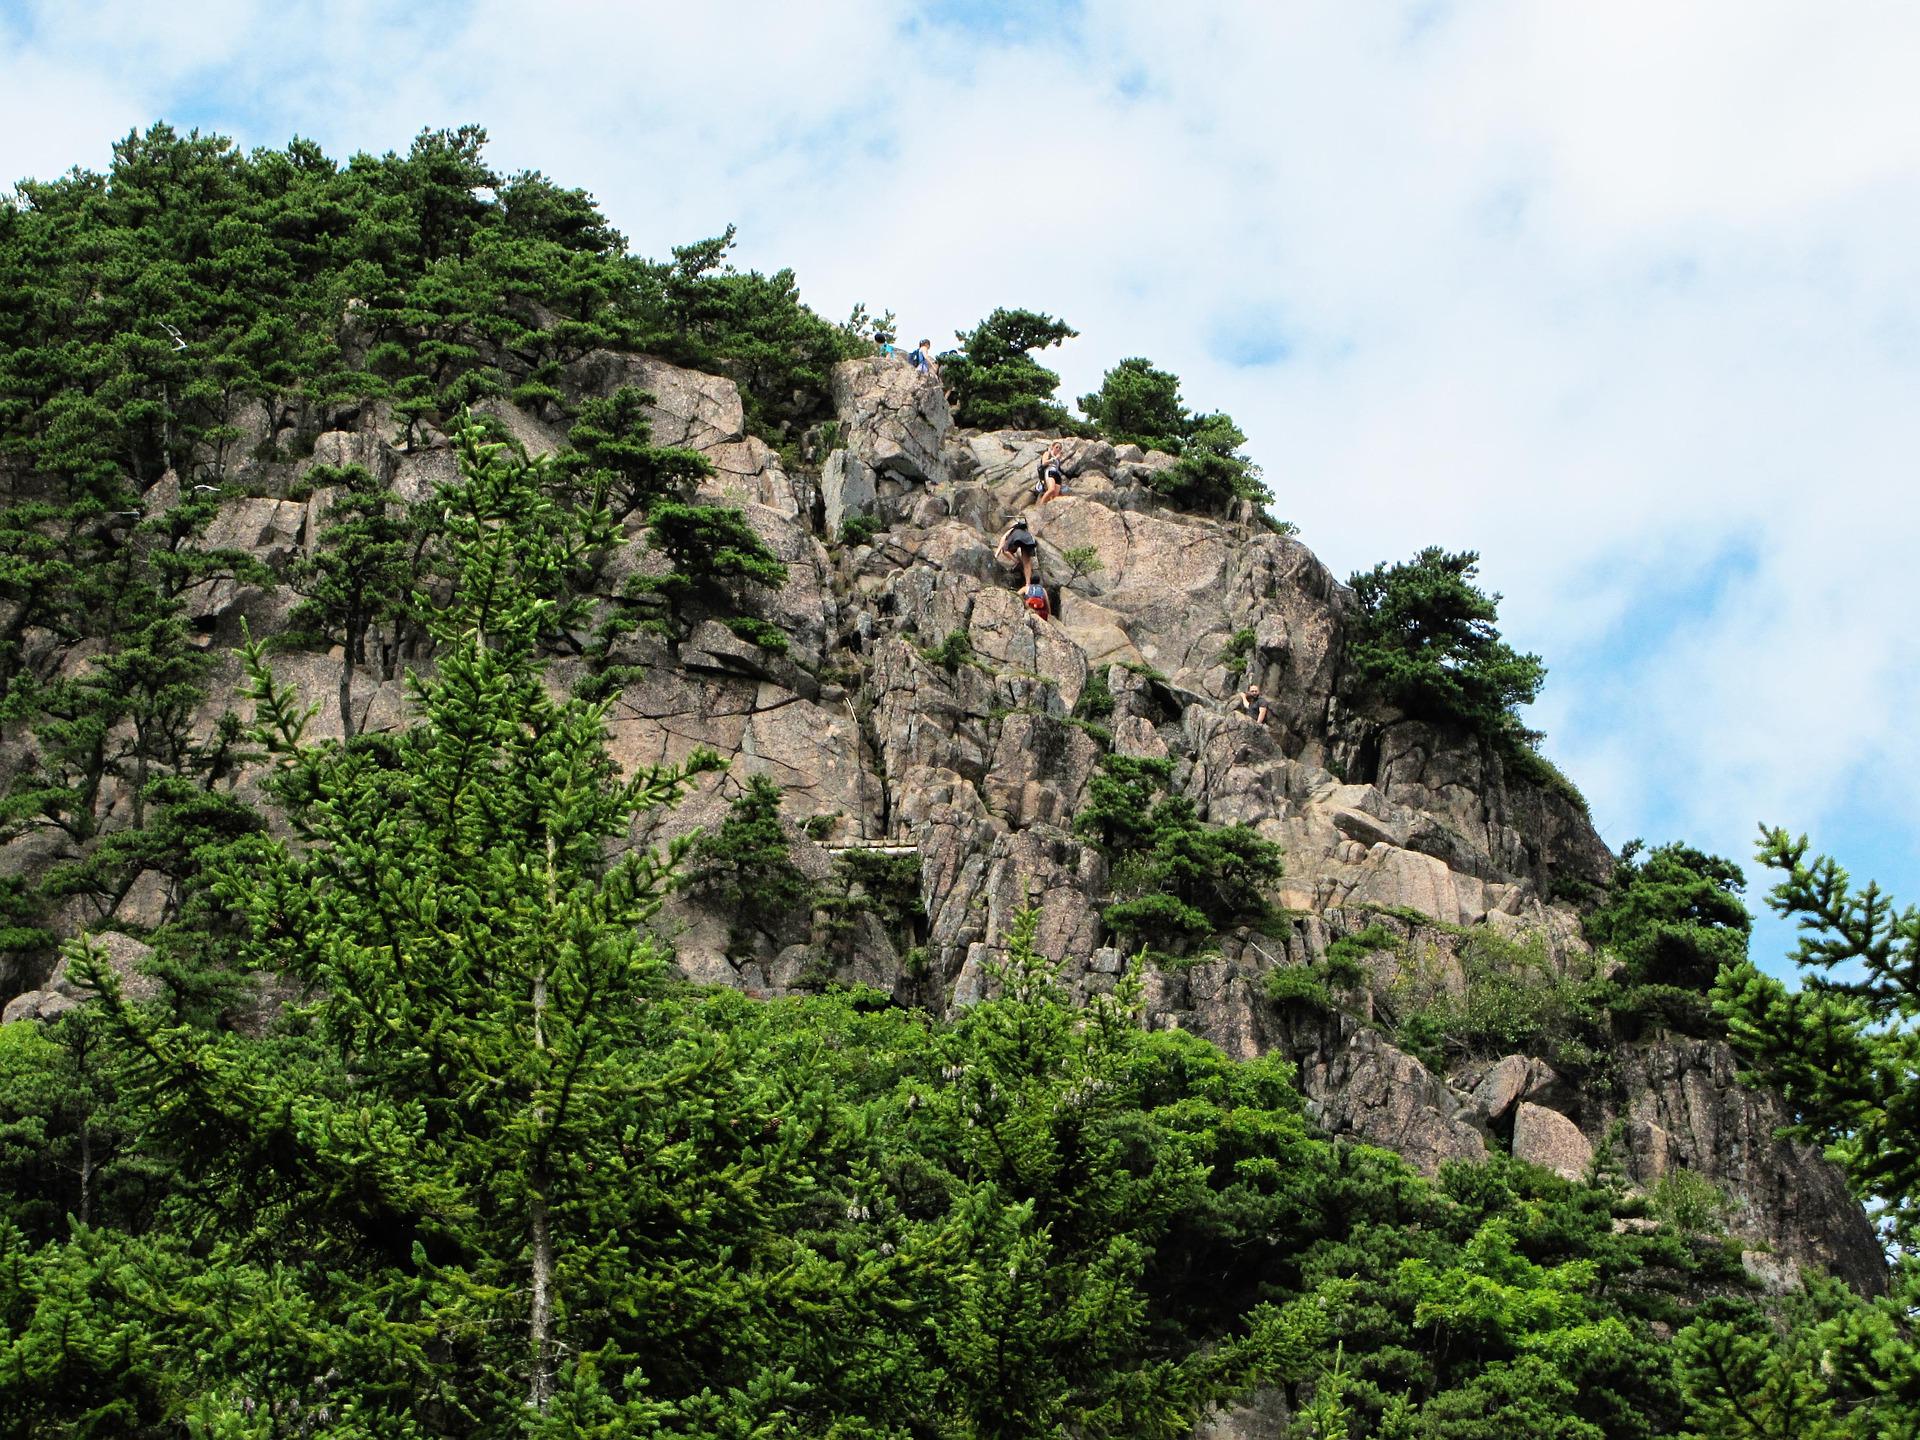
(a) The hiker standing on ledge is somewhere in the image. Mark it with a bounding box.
[909,338,938,382]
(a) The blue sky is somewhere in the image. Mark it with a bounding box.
[5,0,1918,978]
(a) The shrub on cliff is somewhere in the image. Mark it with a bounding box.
[1079,357,1270,509]
[1344,546,1546,745]
[940,307,1082,431]
[1586,839,1749,992]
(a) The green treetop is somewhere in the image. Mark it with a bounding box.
[1079,356,1270,510]
[1344,547,1546,744]
[941,307,1081,431]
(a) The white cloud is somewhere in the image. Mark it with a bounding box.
[10,0,1920,917]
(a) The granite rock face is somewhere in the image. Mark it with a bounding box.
[0,350,1883,1300]
[1610,1038,1885,1294]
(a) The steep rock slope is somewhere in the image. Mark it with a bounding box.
[0,351,1882,1294]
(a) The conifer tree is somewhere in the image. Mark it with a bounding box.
[284,462,415,738]
[76,419,737,1424]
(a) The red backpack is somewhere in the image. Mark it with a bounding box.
[1024,585,1051,621]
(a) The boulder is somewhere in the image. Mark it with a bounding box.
[202,496,306,567]
[821,449,878,536]
[2,990,78,1025]
[830,356,951,483]
[1512,1102,1592,1180]
[1470,1054,1564,1123]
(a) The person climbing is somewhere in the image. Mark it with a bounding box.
[997,516,1039,588]
[1023,580,1052,621]
[909,338,939,381]
[1032,440,1068,504]
[1232,682,1270,726]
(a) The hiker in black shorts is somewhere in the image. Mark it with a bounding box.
[1032,441,1068,505]
[997,517,1039,588]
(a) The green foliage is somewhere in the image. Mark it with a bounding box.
[636,499,789,644]
[839,512,881,547]
[1325,923,1400,988]
[1587,840,1750,992]
[940,307,1081,431]
[1716,827,1920,1253]
[1387,930,1608,1076]
[818,849,924,958]
[840,301,896,348]
[1344,547,1547,750]
[1075,754,1284,958]
[283,461,417,737]
[920,629,977,673]
[721,614,790,653]
[1217,626,1258,669]
[1264,964,1335,1010]
[1060,544,1104,586]
[643,225,863,438]
[1647,1169,1731,1234]
[1079,356,1188,452]
[560,385,711,521]
[686,775,814,953]
[1078,358,1269,510]
[1673,1277,1920,1440]
[1266,925,1396,1018]
[1072,665,1115,724]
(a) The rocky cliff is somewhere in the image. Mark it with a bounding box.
[0,349,1883,1295]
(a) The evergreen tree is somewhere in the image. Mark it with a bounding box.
[1344,547,1546,743]
[1078,355,1187,452]
[1585,839,1750,991]
[560,386,711,523]
[1078,357,1269,509]
[69,421,745,1427]
[283,462,416,739]
[941,308,1081,431]
[685,773,814,954]
[1716,827,1920,1250]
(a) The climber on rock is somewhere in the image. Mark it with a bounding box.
[1032,440,1069,505]
[909,338,938,382]
[996,516,1039,588]
[1232,682,1270,727]
[1023,580,1052,621]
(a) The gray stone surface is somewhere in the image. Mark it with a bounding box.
[830,355,951,483]
[1612,1038,1886,1293]
[1512,1102,1593,1180]
[0,352,1882,1301]
[821,449,877,536]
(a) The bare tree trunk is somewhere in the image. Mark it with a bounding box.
[528,1184,553,1410]
[78,1122,93,1228]
[527,830,556,1411]
[339,654,357,742]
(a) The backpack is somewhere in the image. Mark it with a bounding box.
[1024,584,1051,621]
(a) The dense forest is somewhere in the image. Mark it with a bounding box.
[0,123,1914,1438]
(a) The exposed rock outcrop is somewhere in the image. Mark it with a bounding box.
[0,347,1884,1298]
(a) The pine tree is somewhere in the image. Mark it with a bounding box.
[283,461,415,738]
[73,420,738,1425]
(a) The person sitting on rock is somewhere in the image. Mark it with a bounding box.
[909,338,938,381]
[1232,682,1270,726]
[997,516,1039,588]
[1032,440,1069,505]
